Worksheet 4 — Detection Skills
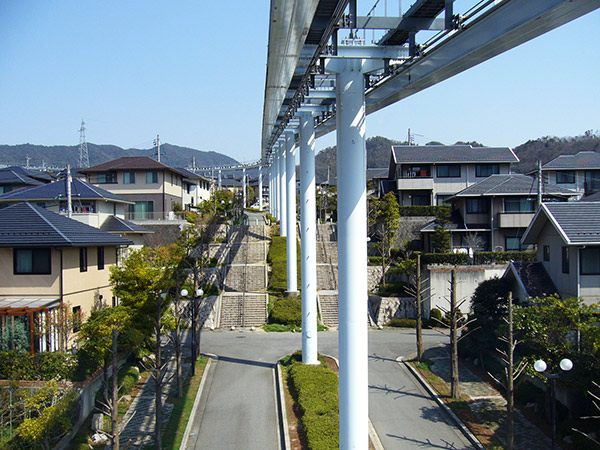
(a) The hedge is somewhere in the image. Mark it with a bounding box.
[420,250,536,266]
[421,253,469,265]
[269,297,302,326]
[0,351,77,381]
[286,354,339,450]
[398,205,450,218]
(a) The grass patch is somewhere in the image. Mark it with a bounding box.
[264,323,328,333]
[268,236,301,292]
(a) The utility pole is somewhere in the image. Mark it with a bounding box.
[67,165,72,219]
[154,134,161,162]
[79,119,90,168]
[537,160,543,207]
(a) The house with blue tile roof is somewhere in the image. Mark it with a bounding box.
[0,202,132,353]
[542,151,600,199]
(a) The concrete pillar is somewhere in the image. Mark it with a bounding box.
[274,154,279,219]
[279,142,287,237]
[298,111,318,364]
[335,58,369,449]
[258,165,263,211]
[269,165,273,216]
[285,131,298,294]
[218,170,222,190]
[242,168,247,209]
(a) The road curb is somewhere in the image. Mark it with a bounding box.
[399,356,485,450]
[275,362,292,450]
[180,354,216,449]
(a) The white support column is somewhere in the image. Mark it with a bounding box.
[279,142,287,237]
[285,131,298,295]
[298,111,318,364]
[333,58,369,449]
[274,154,279,219]
[269,165,273,216]
[242,168,247,209]
[258,165,263,211]
[218,170,222,190]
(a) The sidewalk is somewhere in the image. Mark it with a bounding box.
[114,336,191,449]
[423,345,556,450]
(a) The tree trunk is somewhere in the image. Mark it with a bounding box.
[111,328,120,450]
[175,276,183,398]
[416,254,423,362]
[506,292,514,450]
[450,269,460,399]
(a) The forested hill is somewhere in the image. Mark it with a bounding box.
[512,133,600,173]
[315,133,600,180]
[0,143,238,169]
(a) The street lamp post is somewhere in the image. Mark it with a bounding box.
[181,288,204,376]
[534,358,574,449]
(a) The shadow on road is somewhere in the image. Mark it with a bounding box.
[217,354,275,369]
[386,433,466,449]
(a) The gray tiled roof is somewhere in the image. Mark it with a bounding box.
[0,202,133,247]
[80,156,173,173]
[0,178,132,203]
[391,145,518,164]
[0,169,45,186]
[101,215,152,234]
[509,262,558,299]
[542,151,600,169]
[545,202,600,243]
[452,174,577,197]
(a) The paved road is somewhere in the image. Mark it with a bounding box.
[184,328,475,449]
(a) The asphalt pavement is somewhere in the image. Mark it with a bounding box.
[183,328,475,450]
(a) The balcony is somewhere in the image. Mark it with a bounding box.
[499,212,535,228]
[396,177,434,191]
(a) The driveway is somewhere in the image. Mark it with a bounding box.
[184,328,475,449]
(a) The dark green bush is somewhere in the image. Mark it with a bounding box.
[398,205,451,218]
[430,308,443,323]
[73,347,101,382]
[269,297,302,326]
[287,355,339,450]
[117,364,140,396]
[421,253,469,265]
[368,256,382,265]
[387,318,417,328]
[0,351,77,381]
[473,251,536,264]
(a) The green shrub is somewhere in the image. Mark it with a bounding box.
[269,297,302,326]
[368,256,382,265]
[117,364,140,396]
[286,356,339,450]
[473,251,536,264]
[0,351,77,381]
[387,318,417,328]
[398,205,451,218]
[421,253,469,265]
[430,308,443,324]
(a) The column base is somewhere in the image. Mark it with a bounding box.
[284,290,299,298]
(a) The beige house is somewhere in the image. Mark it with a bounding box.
[80,156,211,220]
[0,202,131,353]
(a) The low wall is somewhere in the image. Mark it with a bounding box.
[369,295,417,325]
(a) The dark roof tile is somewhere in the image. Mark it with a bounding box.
[391,145,518,164]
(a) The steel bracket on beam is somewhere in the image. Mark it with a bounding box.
[350,16,445,31]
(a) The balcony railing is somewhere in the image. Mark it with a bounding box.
[498,211,535,228]
[125,211,185,221]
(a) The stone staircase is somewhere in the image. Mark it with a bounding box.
[218,221,269,328]
[318,291,339,328]
[220,293,268,328]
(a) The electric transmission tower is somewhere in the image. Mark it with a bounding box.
[79,119,90,168]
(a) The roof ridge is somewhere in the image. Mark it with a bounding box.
[27,202,72,244]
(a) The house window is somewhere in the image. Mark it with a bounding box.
[128,201,154,220]
[562,246,570,274]
[436,165,461,178]
[580,247,600,275]
[543,245,550,262]
[584,170,600,194]
[404,165,431,178]
[79,247,88,272]
[72,306,82,332]
[146,171,159,184]
[504,197,535,213]
[505,237,523,251]
[411,194,430,206]
[556,171,575,184]
[476,164,500,177]
[97,247,105,270]
[123,172,136,184]
[97,172,116,184]
[13,248,51,274]
[466,198,489,214]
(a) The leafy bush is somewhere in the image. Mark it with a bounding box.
[398,205,451,218]
[269,297,302,326]
[430,308,443,324]
[368,256,382,266]
[286,353,339,450]
[387,318,417,328]
[421,253,469,265]
[473,251,536,264]
[0,351,77,381]
[117,364,140,396]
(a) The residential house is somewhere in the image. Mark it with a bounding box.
[0,177,151,250]
[79,156,210,220]
[422,174,577,252]
[520,202,600,305]
[0,166,53,193]
[0,202,132,353]
[542,151,600,199]
[387,145,518,206]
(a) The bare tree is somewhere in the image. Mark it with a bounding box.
[405,254,428,362]
[488,292,528,450]
[572,381,600,446]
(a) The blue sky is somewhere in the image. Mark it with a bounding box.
[1,1,598,163]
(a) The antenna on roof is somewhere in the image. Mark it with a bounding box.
[79,119,90,168]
